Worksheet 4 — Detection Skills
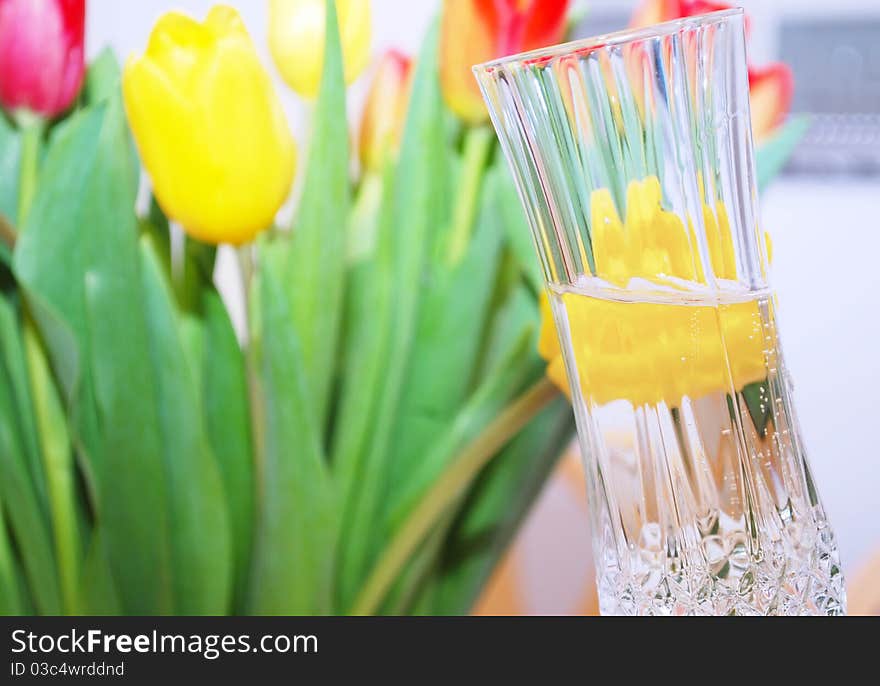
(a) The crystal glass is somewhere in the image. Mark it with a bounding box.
[474,9,845,615]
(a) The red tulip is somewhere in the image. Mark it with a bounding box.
[441,0,570,125]
[630,0,791,141]
[0,0,86,119]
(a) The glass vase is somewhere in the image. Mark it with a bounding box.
[475,9,845,616]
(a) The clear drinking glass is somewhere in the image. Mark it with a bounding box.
[474,9,845,616]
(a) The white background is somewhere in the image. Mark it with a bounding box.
[84,0,880,588]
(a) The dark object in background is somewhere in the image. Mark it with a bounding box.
[781,19,880,176]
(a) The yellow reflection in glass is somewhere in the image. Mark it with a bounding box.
[540,177,770,406]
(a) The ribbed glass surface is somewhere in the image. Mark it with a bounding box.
[476,10,845,616]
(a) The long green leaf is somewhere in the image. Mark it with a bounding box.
[23,320,81,614]
[385,329,543,533]
[201,290,253,611]
[386,170,504,511]
[351,374,559,615]
[15,96,174,613]
[428,398,573,614]
[494,164,542,294]
[331,164,396,608]
[80,530,121,615]
[139,238,233,614]
[0,499,24,614]
[380,327,544,614]
[247,247,338,615]
[282,0,349,431]
[0,298,47,511]
[334,21,446,610]
[0,299,60,614]
[396,274,562,614]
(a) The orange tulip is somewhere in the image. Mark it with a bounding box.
[440,0,570,125]
[630,0,792,142]
[358,49,412,172]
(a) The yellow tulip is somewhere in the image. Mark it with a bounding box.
[123,5,296,245]
[268,0,371,99]
[539,176,771,406]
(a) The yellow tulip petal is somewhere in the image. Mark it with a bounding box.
[269,0,371,99]
[205,4,249,38]
[123,6,296,245]
[341,0,371,85]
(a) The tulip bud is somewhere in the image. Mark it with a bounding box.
[440,0,569,125]
[268,0,371,99]
[0,0,86,119]
[123,6,296,245]
[631,1,789,139]
[358,49,411,173]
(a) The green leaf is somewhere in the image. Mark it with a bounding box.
[84,47,122,106]
[756,116,810,192]
[428,398,574,614]
[380,509,454,615]
[351,372,559,615]
[0,114,22,225]
[494,164,542,294]
[247,246,338,615]
[23,320,81,614]
[80,530,121,615]
[386,172,504,517]
[15,96,175,613]
[331,165,396,601]
[282,0,349,432]
[385,328,543,534]
[201,290,253,610]
[333,20,446,610]
[0,299,60,615]
[480,281,539,379]
[0,503,24,614]
[0,298,48,510]
[139,237,233,614]
[378,328,546,614]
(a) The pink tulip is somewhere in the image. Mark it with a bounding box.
[0,0,86,119]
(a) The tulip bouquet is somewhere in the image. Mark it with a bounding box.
[0,0,801,617]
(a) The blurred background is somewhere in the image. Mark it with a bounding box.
[86,0,880,613]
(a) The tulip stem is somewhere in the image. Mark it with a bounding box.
[237,244,268,557]
[446,126,494,267]
[17,118,45,227]
[349,376,560,616]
